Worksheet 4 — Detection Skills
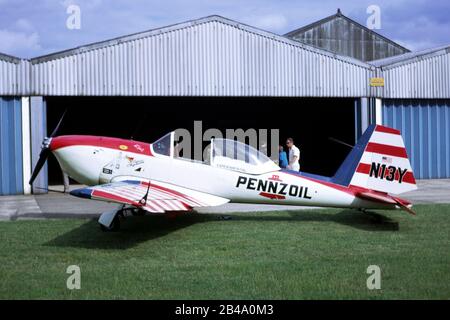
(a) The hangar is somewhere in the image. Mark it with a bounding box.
[1,11,449,195]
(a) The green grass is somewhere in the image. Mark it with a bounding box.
[0,204,449,299]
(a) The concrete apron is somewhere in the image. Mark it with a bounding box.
[1,179,449,221]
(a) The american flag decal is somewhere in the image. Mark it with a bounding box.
[382,156,393,163]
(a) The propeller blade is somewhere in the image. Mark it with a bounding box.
[29,148,51,185]
[29,109,67,188]
[50,109,67,138]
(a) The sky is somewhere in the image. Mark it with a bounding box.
[0,0,449,58]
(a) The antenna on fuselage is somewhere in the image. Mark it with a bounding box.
[328,137,354,149]
[139,179,151,206]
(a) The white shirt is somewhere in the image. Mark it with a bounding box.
[288,145,300,171]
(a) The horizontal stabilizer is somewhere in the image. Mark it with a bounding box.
[355,190,415,215]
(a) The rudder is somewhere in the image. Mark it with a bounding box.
[333,124,417,194]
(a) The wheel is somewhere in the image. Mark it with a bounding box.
[131,208,145,216]
[99,215,121,232]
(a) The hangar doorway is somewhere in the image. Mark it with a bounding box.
[46,97,356,185]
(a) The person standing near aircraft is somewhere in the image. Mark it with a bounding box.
[286,138,300,171]
[278,145,288,168]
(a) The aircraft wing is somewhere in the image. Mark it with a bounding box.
[70,179,230,213]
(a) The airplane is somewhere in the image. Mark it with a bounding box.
[29,116,417,231]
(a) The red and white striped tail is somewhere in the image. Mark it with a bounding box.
[350,125,417,194]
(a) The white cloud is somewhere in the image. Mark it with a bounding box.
[14,18,34,31]
[245,13,288,32]
[0,29,41,57]
[0,0,448,57]
[60,0,103,10]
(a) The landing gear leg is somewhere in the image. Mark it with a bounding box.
[100,214,121,232]
[99,205,124,232]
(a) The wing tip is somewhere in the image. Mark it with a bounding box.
[70,187,93,199]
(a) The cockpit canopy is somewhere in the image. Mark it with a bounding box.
[151,132,280,175]
[151,132,173,157]
[210,138,280,174]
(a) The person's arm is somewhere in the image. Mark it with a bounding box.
[289,147,300,165]
[289,156,298,166]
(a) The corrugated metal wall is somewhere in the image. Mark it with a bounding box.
[0,57,20,95]
[383,99,450,179]
[0,55,30,96]
[29,17,373,97]
[0,97,23,195]
[286,14,409,62]
[381,49,450,99]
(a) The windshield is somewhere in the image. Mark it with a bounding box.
[211,138,280,174]
[151,132,173,157]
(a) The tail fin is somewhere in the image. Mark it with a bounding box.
[333,124,417,194]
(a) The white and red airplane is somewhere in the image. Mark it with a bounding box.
[29,120,417,231]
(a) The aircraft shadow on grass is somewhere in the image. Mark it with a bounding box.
[45,209,399,250]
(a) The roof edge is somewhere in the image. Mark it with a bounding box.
[29,14,373,69]
[30,15,222,64]
[0,52,22,64]
[284,12,338,37]
[369,44,450,68]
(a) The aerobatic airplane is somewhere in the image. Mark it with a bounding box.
[29,116,417,231]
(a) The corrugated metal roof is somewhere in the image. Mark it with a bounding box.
[370,44,450,67]
[284,9,410,62]
[27,15,374,97]
[0,15,449,99]
[0,52,22,64]
[31,15,371,68]
[373,44,450,98]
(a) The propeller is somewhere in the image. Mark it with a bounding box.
[29,109,67,185]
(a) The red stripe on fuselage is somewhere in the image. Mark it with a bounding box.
[282,171,358,196]
[366,142,408,158]
[50,135,153,156]
[259,192,285,200]
[281,170,407,204]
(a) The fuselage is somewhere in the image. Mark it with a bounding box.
[50,135,398,211]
